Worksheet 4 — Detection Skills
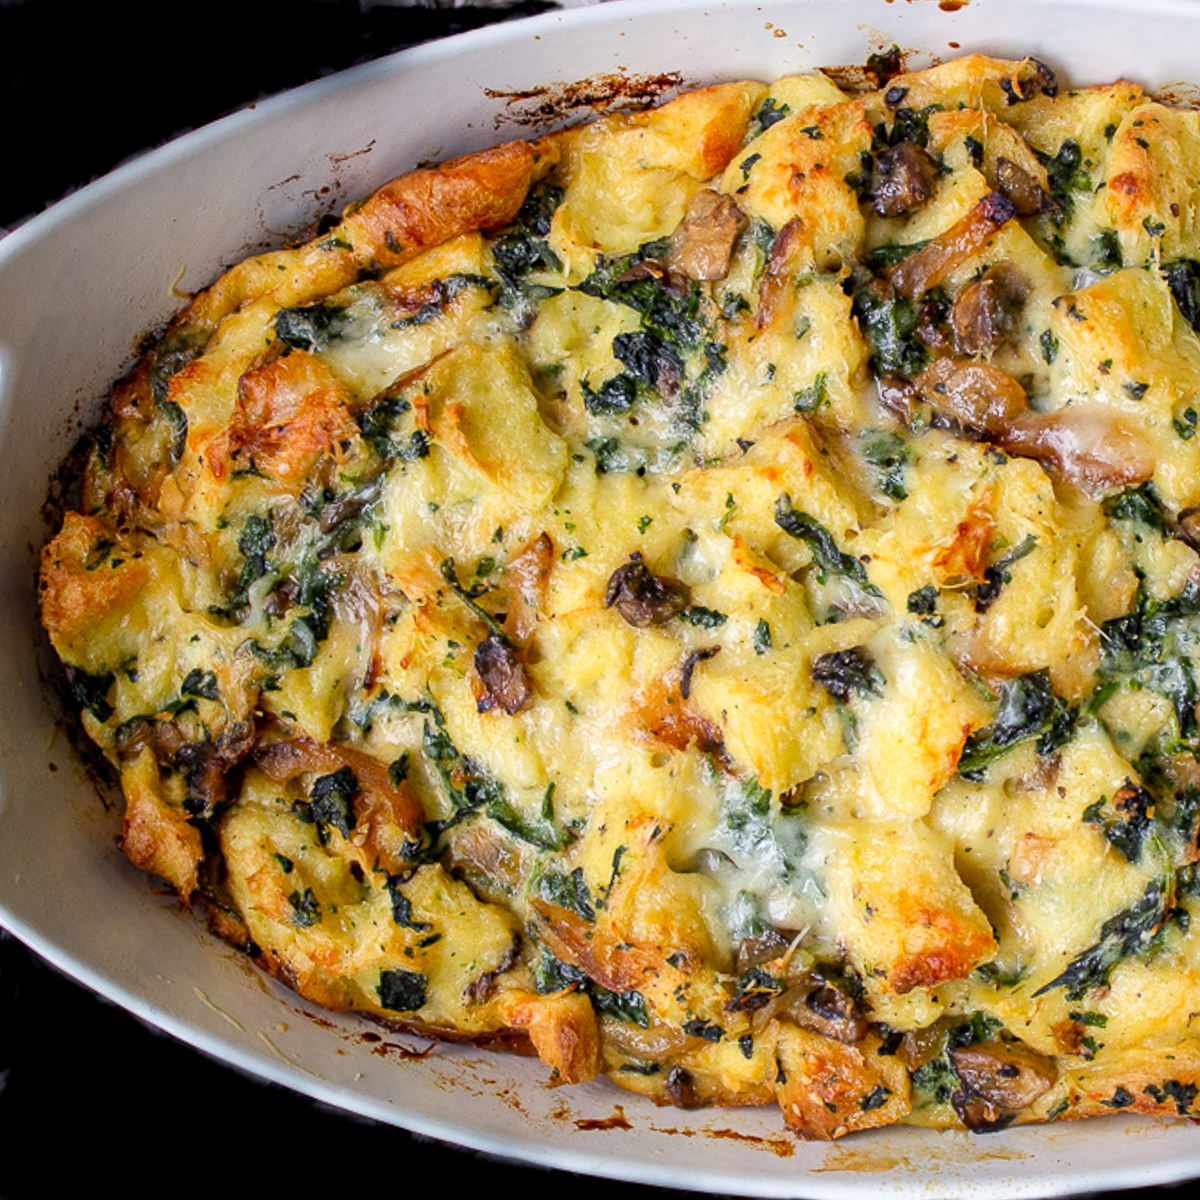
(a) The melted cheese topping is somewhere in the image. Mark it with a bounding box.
[39,54,1200,1138]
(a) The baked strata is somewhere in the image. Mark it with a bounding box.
[38,50,1200,1138]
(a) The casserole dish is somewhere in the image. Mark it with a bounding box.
[5,0,1200,1193]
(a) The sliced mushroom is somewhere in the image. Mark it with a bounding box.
[755,970,870,1044]
[680,645,720,700]
[1174,505,1200,553]
[666,1066,703,1108]
[996,407,1156,494]
[605,552,691,627]
[504,531,554,645]
[951,1090,1013,1133]
[666,189,748,282]
[871,142,940,219]
[999,58,1059,104]
[950,1039,1057,1123]
[951,264,1030,357]
[734,927,793,974]
[475,633,533,716]
[796,980,871,1045]
[756,216,805,330]
[117,716,256,817]
[613,256,691,298]
[251,732,426,854]
[912,356,1029,433]
[875,373,920,422]
[888,191,1019,300]
[995,156,1058,218]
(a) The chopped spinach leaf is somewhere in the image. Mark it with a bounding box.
[489,182,565,310]
[1164,260,1200,330]
[1033,873,1175,1000]
[377,967,428,1012]
[774,497,882,596]
[577,240,706,352]
[958,670,1076,781]
[180,668,219,701]
[1099,576,1200,745]
[850,284,928,378]
[859,428,910,500]
[64,665,115,723]
[157,398,189,465]
[793,372,829,414]
[612,329,684,391]
[972,534,1038,613]
[678,604,728,629]
[293,766,358,843]
[581,371,638,416]
[288,887,322,928]
[812,646,886,703]
[753,618,773,655]
[751,96,790,134]
[357,392,431,462]
[274,302,349,351]
[1035,139,1093,220]
[535,866,596,922]
[1083,780,1157,863]
[386,877,433,930]
[1102,482,1167,533]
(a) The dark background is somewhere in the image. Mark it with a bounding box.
[0,2,1192,1196]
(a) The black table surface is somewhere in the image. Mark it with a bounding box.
[0,3,1194,1196]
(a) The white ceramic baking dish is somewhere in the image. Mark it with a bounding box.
[5,1,1200,1194]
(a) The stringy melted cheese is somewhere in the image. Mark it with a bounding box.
[39,53,1200,1138]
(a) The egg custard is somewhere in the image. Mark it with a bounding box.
[38,52,1200,1138]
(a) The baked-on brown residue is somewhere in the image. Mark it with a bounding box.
[819,45,915,94]
[484,71,684,129]
[358,1030,440,1061]
[575,1105,633,1131]
[702,1126,796,1158]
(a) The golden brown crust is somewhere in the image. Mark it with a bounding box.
[340,140,541,270]
[205,349,359,486]
[119,748,204,900]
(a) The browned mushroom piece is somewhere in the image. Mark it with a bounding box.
[871,142,940,219]
[755,216,805,330]
[680,645,720,699]
[116,716,256,816]
[734,926,792,974]
[994,156,1058,217]
[951,1090,1013,1133]
[252,732,426,844]
[504,531,554,645]
[666,188,748,282]
[875,373,920,422]
[951,264,1030,356]
[999,57,1059,104]
[996,407,1156,494]
[475,633,534,716]
[793,979,870,1045]
[911,356,1029,433]
[888,191,1019,300]
[613,256,692,299]
[605,551,692,627]
[666,1066,703,1108]
[1174,505,1200,552]
[950,1039,1058,1131]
